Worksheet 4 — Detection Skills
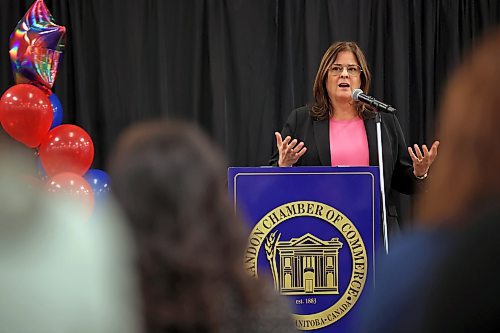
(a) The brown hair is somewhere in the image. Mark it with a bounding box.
[109,121,268,332]
[417,28,500,225]
[311,41,372,120]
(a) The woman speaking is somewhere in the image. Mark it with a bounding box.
[270,41,439,235]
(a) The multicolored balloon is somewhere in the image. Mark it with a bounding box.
[9,0,66,92]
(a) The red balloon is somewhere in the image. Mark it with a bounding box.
[46,172,94,213]
[39,124,94,176]
[0,84,53,148]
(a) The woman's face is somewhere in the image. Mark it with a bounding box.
[326,51,362,105]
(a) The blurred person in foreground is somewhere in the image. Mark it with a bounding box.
[0,130,141,333]
[357,28,500,333]
[109,120,297,333]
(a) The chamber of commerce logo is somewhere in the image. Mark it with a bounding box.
[245,201,368,331]
[266,232,343,295]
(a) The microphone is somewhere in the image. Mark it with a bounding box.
[352,89,396,113]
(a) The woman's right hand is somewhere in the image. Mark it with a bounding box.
[275,132,307,167]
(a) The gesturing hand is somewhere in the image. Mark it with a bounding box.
[275,132,307,167]
[408,141,440,178]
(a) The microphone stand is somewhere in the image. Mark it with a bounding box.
[375,112,389,254]
[352,89,396,254]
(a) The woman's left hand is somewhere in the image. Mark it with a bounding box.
[408,141,440,178]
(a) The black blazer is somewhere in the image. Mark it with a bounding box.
[270,106,420,234]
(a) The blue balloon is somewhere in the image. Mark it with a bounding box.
[84,169,111,200]
[49,92,63,129]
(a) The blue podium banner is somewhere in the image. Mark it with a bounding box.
[228,166,381,332]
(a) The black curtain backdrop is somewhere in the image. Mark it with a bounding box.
[1,0,500,225]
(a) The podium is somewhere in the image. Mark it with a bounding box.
[228,166,381,332]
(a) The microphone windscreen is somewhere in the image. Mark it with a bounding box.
[352,88,363,101]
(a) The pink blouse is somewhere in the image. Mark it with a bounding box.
[329,117,369,167]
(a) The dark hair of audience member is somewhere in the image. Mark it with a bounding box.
[416,29,500,225]
[109,121,271,332]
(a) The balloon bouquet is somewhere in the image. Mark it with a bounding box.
[0,0,110,215]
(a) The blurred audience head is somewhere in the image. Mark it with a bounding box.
[417,28,500,225]
[420,207,500,332]
[109,120,294,333]
[0,129,140,333]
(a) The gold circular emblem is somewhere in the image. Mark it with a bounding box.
[244,201,368,330]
